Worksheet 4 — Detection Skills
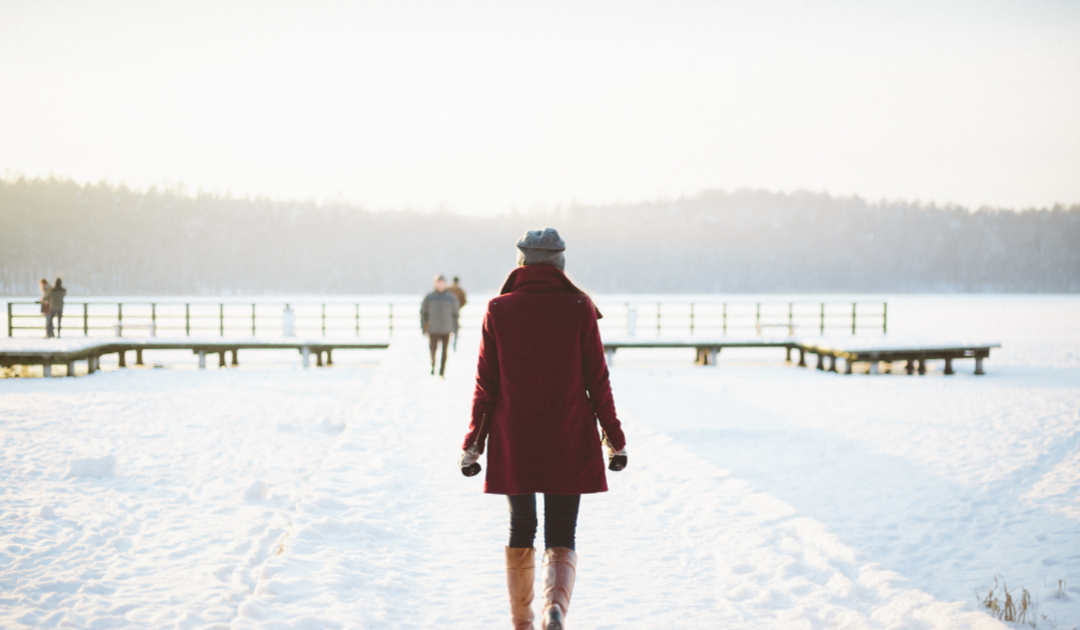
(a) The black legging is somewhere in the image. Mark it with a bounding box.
[507,494,581,550]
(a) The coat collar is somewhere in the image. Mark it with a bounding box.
[498,265,602,319]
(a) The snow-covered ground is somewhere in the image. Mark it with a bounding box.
[1,295,1077,629]
[0,359,378,628]
[607,295,1080,629]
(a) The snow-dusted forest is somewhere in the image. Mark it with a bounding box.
[2,177,1078,296]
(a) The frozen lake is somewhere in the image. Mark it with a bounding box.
[1,294,1077,629]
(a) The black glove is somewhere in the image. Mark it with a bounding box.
[459,448,481,477]
[603,434,628,471]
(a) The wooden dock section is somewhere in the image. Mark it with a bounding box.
[0,338,388,377]
[2,337,999,378]
[602,338,1000,375]
[799,341,1001,375]
[602,338,797,367]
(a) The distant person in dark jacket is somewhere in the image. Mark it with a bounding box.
[45,278,66,338]
[420,274,460,377]
[448,276,467,351]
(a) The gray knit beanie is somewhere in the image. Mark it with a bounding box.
[516,228,566,270]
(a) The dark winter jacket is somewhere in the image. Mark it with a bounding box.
[462,264,626,495]
[421,290,460,335]
[47,286,66,313]
[448,284,467,310]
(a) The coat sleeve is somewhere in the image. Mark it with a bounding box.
[462,302,499,452]
[419,295,430,331]
[580,300,626,451]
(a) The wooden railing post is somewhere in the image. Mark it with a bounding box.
[151,303,156,337]
[656,302,661,336]
[252,303,257,336]
[722,303,727,336]
[185,303,190,336]
[883,302,888,335]
[220,303,224,337]
[389,304,394,337]
[689,303,695,335]
[755,302,761,334]
[6,302,12,337]
[788,302,794,336]
[355,304,360,337]
[852,302,857,335]
[117,303,123,337]
[83,303,89,336]
[820,302,825,335]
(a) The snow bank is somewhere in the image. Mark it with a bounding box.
[0,367,374,629]
[1026,447,1080,521]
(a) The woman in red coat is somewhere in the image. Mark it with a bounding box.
[459,228,627,630]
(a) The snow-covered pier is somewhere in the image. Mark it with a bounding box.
[602,338,1000,374]
[0,338,388,376]
[1,336,1000,378]
[800,340,1001,375]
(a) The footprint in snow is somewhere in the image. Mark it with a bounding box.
[243,481,269,501]
[313,496,349,511]
[64,455,117,479]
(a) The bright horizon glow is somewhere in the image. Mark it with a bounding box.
[1,0,1078,214]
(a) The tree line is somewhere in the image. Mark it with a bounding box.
[1,177,1077,296]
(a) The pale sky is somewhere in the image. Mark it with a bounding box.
[1,0,1078,214]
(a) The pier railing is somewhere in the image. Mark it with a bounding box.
[595,301,886,338]
[5,301,408,339]
[6,300,886,338]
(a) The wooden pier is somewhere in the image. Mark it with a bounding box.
[2,298,997,377]
[0,339,388,377]
[602,338,797,367]
[1,337,998,377]
[602,338,1000,375]
[798,341,1000,375]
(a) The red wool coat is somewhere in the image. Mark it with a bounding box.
[462,264,627,495]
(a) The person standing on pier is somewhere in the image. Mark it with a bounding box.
[420,274,459,377]
[45,278,66,338]
[448,276,467,351]
[458,228,628,630]
[38,278,52,323]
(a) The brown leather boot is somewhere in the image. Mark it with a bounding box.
[506,547,536,630]
[540,547,577,630]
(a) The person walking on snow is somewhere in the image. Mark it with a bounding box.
[458,228,628,630]
[448,276,467,351]
[420,274,459,377]
[45,278,66,338]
